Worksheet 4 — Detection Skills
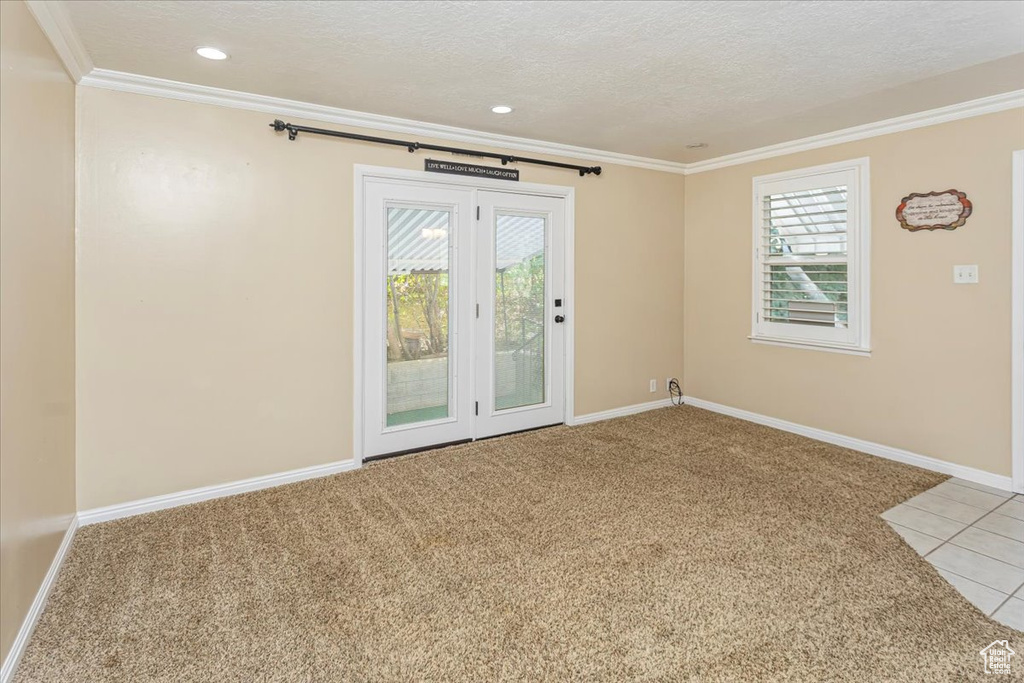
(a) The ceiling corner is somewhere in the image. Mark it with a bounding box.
[24,0,93,83]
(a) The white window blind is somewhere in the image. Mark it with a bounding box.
[762,185,848,326]
[752,159,870,354]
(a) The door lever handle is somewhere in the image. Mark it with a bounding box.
[554,315,565,323]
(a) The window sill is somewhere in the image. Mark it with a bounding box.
[748,336,872,357]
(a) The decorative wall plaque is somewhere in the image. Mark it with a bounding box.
[424,159,519,181]
[896,189,972,232]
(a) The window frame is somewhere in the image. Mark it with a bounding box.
[750,157,871,356]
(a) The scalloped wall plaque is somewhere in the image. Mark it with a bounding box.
[896,189,972,232]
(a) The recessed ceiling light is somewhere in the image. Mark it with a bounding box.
[491,105,513,114]
[196,46,228,60]
[686,142,708,149]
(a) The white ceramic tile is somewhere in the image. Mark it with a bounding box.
[1015,584,1024,599]
[902,492,990,524]
[975,512,1024,541]
[936,569,1010,615]
[886,522,944,555]
[994,498,1024,522]
[927,544,1024,594]
[881,504,966,540]
[949,527,1024,569]
[991,597,1024,631]
[927,481,1009,511]
[948,478,1014,498]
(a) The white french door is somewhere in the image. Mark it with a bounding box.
[361,176,566,459]
[363,179,474,456]
[474,191,565,439]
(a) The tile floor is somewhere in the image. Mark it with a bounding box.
[882,478,1024,631]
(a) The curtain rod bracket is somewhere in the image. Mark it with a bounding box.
[270,119,299,140]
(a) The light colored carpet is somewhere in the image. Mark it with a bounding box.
[14,407,1021,681]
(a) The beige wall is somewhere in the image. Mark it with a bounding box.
[684,109,1024,477]
[75,87,686,509]
[73,49,1020,510]
[0,0,77,663]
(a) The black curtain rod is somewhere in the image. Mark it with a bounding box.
[269,120,602,177]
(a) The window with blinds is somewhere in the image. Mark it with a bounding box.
[752,159,870,354]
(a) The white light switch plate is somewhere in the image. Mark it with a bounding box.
[953,265,979,284]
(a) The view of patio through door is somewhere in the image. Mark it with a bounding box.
[491,212,546,411]
[361,175,567,459]
[384,205,453,427]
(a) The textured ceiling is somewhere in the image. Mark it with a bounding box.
[64,0,1024,163]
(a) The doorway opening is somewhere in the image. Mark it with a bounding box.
[354,167,575,463]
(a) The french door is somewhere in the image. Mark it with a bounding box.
[362,176,566,459]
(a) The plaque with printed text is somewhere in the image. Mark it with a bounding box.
[424,159,519,181]
[896,189,972,232]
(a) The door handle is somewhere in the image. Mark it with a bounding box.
[554,315,565,323]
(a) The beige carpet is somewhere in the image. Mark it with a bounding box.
[14,407,1021,681]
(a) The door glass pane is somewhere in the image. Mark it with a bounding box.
[494,213,545,411]
[385,207,450,427]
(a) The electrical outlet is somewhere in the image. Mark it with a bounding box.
[649,379,657,393]
[953,265,978,284]
[666,378,673,392]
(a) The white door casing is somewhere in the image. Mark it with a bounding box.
[1012,149,1023,493]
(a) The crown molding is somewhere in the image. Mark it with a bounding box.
[683,90,1024,175]
[24,0,93,83]
[78,69,690,175]
[21,2,1024,173]
[75,68,1022,177]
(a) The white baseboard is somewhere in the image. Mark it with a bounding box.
[683,396,1013,491]
[78,401,681,525]
[1,516,78,683]
[78,459,361,526]
[570,398,675,426]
